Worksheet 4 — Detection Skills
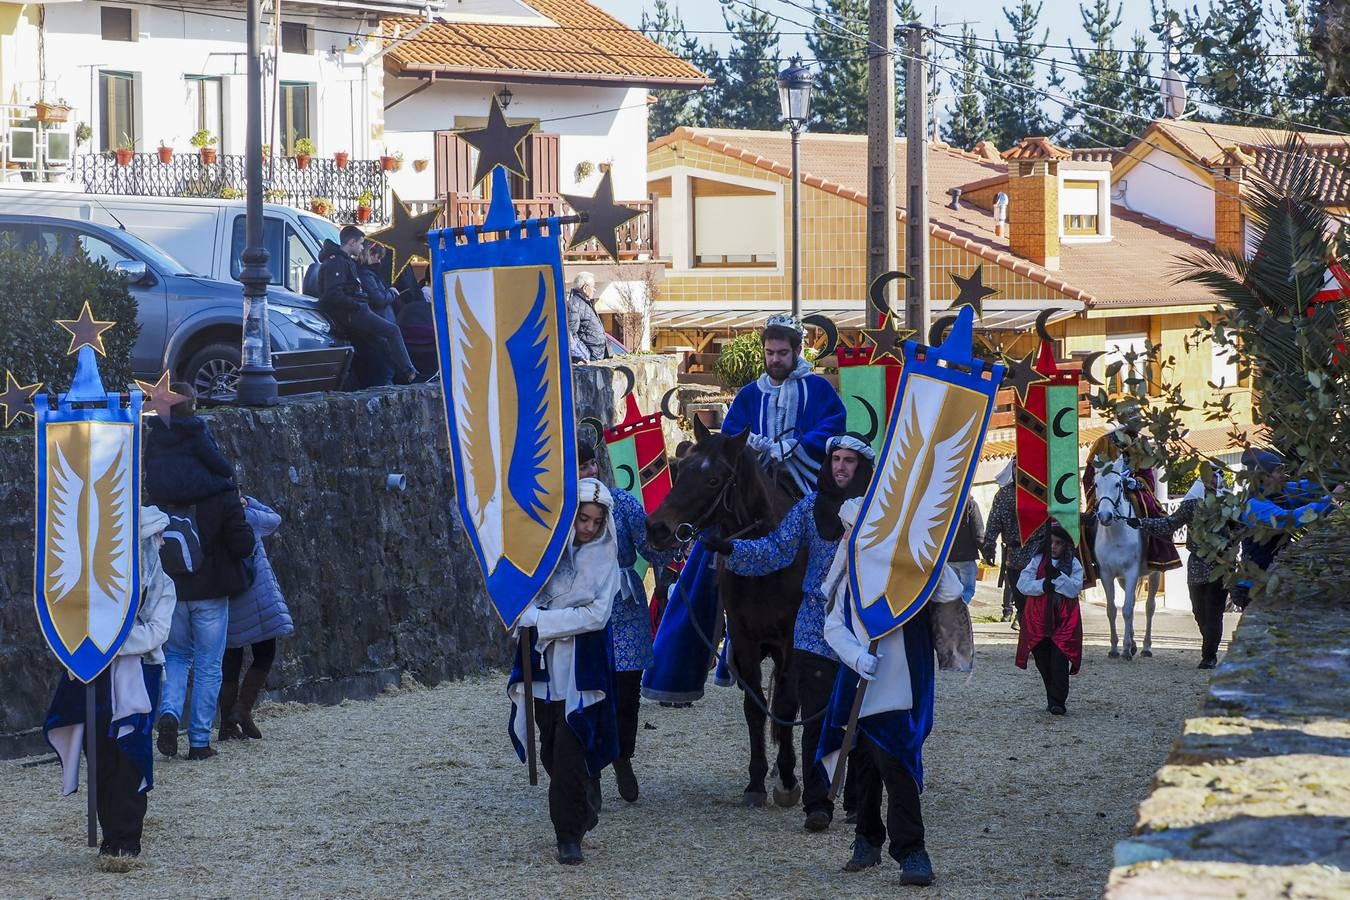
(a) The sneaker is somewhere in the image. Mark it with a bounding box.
[842,838,882,872]
[898,847,934,886]
[1049,704,1067,716]
[557,842,584,866]
[804,809,831,832]
[613,758,639,803]
[1198,657,1217,670]
[156,714,179,758]
[1000,612,1013,623]
[186,745,218,761]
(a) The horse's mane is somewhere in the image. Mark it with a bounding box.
[723,437,793,538]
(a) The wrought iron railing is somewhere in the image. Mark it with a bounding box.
[407,194,657,260]
[66,152,389,223]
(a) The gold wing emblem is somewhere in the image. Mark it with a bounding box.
[91,440,132,601]
[860,395,922,554]
[907,413,979,569]
[46,442,86,603]
[455,277,497,525]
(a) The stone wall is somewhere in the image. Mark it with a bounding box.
[0,356,683,758]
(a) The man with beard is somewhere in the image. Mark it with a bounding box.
[702,433,875,833]
[720,315,846,498]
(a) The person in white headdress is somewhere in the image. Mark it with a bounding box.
[980,459,1021,622]
[507,478,620,866]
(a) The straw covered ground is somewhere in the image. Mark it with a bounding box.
[0,608,1214,899]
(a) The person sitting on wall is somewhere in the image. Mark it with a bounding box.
[316,225,417,385]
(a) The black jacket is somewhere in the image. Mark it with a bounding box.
[144,416,236,505]
[170,489,256,602]
[317,239,367,319]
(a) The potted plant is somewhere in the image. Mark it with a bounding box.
[391,150,404,172]
[157,140,174,163]
[220,186,240,199]
[309,197,333,217]
[412,158,429,173]
[355,190,374,223]
[75,122,92,153]
[293,137,315,170]
[263,187,287,203]
[191,129,218,165]
[574,160,595,181]
[261,144,272,165]
[334,150,349,169]
[114,134,136,166]
[35,98,72,124]
[379,149,397,172]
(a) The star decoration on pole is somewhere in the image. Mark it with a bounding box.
[56,302,116,356]
[135,372,187,423]
[1002,350,1051,404]
[459,95,533,188]
[949,265,998,318]
[0,371,42,428]
[367,191,440,283]
[561,170,642,261]
[861,313,914,364]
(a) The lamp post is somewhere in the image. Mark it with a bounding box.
[236,0,277,405]
[777,55,813,320]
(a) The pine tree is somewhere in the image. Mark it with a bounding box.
[1062,0,1129,147]
[1119,32,1159,127]
[1277,0,1348,130]
[1182,0,1283,123]
[984,1,1059,148]
[719,0,783,130]
[945,26,991,149]
[894,0,920,134]
[642,1,713,139]
[806,0,871,133]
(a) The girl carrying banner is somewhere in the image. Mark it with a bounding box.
[1015,521,1086,715]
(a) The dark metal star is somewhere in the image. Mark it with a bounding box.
[861,313,914,364]
[0,370,42,428]
[562,170,642,262]
[949,264,998,318]
[367,191,440,283]
[135,371,187,423]
[1003,350,1051,404]
[56,302,116,356]
[458,96,534,188]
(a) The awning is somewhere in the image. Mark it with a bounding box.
[650,298,1084,332]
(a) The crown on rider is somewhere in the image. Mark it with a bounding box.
[764,313,804,334]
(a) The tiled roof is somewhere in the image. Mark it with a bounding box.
[382,0,710,87]
[1252,144,1350,206]
[1002,136,1072,161]
[655,127,1222,310]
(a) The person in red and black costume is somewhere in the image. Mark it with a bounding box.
[1014,521,1085,716]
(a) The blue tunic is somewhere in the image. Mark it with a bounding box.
[721,372,846,495]
[610,488,676,672]
[725,493,839,661]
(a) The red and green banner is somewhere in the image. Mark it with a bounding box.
[604,394,674,579]
[836,345,903,455]
[1015,341,1082,545]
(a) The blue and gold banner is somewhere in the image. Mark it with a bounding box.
[430,172,578,630]
[847,306,1004,639]
[34,346,143,683]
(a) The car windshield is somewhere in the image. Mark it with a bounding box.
[112,228,194,276]
[299,213,341,248]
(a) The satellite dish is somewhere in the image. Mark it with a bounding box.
[1161,68,1186,119]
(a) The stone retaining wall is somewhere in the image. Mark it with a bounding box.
[0,357,683,758]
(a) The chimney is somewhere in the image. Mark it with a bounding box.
[1001,136,1072,271]
[1207,145,1253,257]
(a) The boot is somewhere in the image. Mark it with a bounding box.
[229,667,268,740]
[218,679,243,741]
[613,757,639,803]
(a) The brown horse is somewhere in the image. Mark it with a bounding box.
[645,418,807,807]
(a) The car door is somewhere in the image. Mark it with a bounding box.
[33,223,169,376]
[229,213,318,294]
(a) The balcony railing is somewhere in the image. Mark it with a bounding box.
[407,194,658,261]
[58,152,389,224]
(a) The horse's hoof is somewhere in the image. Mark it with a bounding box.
[773,781,802,808]
[742,791,767,808]
[1140,649,1153,658]
[1108,649,1121,659]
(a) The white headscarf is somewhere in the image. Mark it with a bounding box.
[537,477,619,609]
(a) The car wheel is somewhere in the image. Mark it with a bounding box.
[184,342,241,401]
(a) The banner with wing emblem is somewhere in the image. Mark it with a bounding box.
[1015,341,1082,545]
[35,346,142,683]
[836,346,903,455]
[430,181,577,630]
[847,306,1004,639]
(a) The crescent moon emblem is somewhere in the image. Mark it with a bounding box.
[853,395,880,444]
[1080,350,1107,386]
[1052,406,1074,438]
[928,314,957,348]
[617,464,636,492]
[1053,473,1076,506]
[660,387,680,421]
[868,270,910,317]
[802,314,839,360]
[614,365,635,399]
[579,416,604,443]
[1035,308,1062,343]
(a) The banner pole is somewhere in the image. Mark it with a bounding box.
[520,627,539,786]
[85,683,97,848]
[827,638,879,803]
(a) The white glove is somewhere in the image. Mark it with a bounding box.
[767,438,799,462]
[747,433,771,454]
[839,498,863,530]
[1124,475,1140,491]
[516,606,539,629]
[856,652,880,680]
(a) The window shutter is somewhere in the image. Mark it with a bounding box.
[435,131,474,198]
[525,132,559,198]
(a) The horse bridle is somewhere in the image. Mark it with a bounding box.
[1097,468,1136,528]
[672,454,760,554]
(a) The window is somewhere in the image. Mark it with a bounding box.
[99,71,137,152]
[1062,179,1101,235]
[76,233,128,269]
[101,7,135,42]
[1211,336,1239,390]
[691,177,777,267]
[279,82,312,154]
[1105,334,1148,397]
[186,76,224,147]
[281,22,310,55]
[230,215,315,292]
[1064,214,1099,234]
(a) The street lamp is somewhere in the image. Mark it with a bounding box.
[777,55,813,319]
[236,0,277,405]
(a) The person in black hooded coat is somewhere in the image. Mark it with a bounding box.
[143,385,236,506]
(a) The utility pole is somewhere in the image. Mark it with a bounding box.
[903,22,930,334]
[866,0,897,328]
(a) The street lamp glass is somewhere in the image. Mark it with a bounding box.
[777,56,813,126]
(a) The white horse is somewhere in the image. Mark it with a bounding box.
[1092,457,1161,660]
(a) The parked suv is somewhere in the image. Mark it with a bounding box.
[0,214,341,397]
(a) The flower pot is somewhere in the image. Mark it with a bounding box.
[35,103,71,124]
[356,205,372,223]
[199,147,218,165]
[295,153,311,170]
[334,152,349,169]
[157,146,174,163]
[379,155,396,172]
[412,158,429,173]
[309,202,331,217]
[114,148,134,166]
